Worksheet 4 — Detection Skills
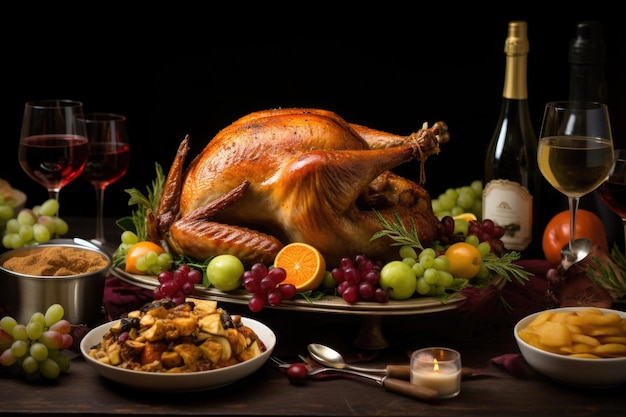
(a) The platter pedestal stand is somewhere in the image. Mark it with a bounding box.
[353,315,389,350]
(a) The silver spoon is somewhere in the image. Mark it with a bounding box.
[560,238,592,272]
[307,343,412,378]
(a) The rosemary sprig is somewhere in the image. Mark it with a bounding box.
[369,210,424,250]
[586,245,626,301]
[480,251,531,285]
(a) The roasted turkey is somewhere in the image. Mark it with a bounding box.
[147,108,449,267]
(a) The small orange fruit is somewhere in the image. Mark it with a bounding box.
[273,242,326,291]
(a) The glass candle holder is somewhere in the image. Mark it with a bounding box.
[410,347,462,399]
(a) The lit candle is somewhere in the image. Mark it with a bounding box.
[410,347,462,399]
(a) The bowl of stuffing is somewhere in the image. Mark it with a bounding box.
[80,298,276,391]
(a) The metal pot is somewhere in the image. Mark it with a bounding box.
[0,239,112,325]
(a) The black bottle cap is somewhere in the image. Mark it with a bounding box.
[569,21,605,65]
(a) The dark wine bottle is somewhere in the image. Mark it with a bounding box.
[570,21,620,249]
[483,21,542,257]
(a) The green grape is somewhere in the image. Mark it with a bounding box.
[143,251,159,266]
[18,224,34,242]
[135,256,149,272]
[419,255,434,269]
[477,242,491,257]
[156,252,173,268]
[44,304,64,326]
[53,217,69,235]
[3,233,24,249]
[423,268,439,284]
[21,355,39,374]
[399,245,417,259]
[17,209,36,226]
[121,230,139,245]
[437,193,456,211]
[464,234,480,247]
[26,321,44,341]
[411,262,425,277]
[476,264,490,279]
[450,206,464,216]
[39,358,60,379]
[0,205,14,220]
[30,342,48,361]
[401,257,416,267]
[11,324,27,341]
[432,255,450,271]
[437,270,454,287]
[32,223,51,243]
[453,218,469,235]
[49,351,70,373]
[470,180,483,195]
[0,316,17,334]
[11,340,29,357]
[416,277,431,295]
[431,199,443,214]
[419,248,437,260]
[30,311,45,325]
[5,218,20,233]
[444,187,459,202]
[37,215,56,233]
[39,199,60,217]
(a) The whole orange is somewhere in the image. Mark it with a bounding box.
[542,209,608,266]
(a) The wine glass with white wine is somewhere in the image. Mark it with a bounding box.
[537,100,614,266]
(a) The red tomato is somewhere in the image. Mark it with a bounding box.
[125,241,165,274]
[542,209,609,266]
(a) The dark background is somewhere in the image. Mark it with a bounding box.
[4,5,626,246]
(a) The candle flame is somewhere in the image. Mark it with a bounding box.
[433,358,439,373]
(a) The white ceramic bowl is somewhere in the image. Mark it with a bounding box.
[81,317,276,392]
[514,307,626,388]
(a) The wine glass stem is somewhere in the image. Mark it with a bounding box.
[95,185,107,242]
[48,190,60,201]
[568,196,580,251]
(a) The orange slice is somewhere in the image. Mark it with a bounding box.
[273,242,326,291]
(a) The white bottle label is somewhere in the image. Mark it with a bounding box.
[482,179,533,251]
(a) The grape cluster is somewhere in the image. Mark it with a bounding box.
[467,219,506,256]
[153,264,203,305]
[440,216,506,256]
[0,304,73,381]
[331,255,389,303]
[399,246,462,296]
[1,199,69,249]
[242,263,297,312]
[431,180,483,220]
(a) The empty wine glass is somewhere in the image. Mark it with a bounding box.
[18,99,89,202]
[598,149,626,256]
[80,113,130,243]
[537,100,614,264]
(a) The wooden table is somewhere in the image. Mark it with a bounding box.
[1,218,624,416]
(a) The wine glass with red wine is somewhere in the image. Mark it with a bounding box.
[598,149,626,255]
[80,113,130,243]
[19,99,89,203]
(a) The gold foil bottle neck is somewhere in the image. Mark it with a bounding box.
[505,21,529,56]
